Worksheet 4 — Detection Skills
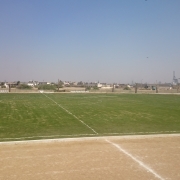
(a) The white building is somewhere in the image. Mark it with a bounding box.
[4,83,9,88]
[27,81,38,87]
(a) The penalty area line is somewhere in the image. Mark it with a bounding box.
[41,92,98,135]
[105,139,165,180]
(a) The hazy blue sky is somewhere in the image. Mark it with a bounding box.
[0,0,180,83]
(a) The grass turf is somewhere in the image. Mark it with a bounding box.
[0,93,180,141]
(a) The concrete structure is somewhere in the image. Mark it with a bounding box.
[173,71,179,85]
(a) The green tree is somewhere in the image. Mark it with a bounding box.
[85,86,91,91]
[93,86,99,90]
[17,84,32,89]
[124,86,131,90]
[38,84,56,90]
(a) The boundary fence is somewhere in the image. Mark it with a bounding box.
[0,89,9,93]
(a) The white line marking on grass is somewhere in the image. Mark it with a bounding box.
[41,92,98,134]
[105,139,165,180]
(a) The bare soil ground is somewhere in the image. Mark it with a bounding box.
[0,134,180,180]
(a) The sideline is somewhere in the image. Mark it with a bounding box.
[0,131,179,142]
[0,134,179,145]
[41,92,98,134]
[0,133,96,140]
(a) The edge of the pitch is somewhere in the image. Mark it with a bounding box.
[0,133,180,145]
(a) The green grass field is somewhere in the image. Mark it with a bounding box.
[0,93,180,141]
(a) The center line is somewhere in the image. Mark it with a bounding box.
[105,139,164,180]
[41,93,98,134]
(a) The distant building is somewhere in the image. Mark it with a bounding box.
[4,83,9,88]
[27,81,38,87]
[64,81,70,86]
[173,71,179,85]
[97,83,102,88]
[39,82,48,85]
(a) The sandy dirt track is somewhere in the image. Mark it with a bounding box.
[0,134,180,180]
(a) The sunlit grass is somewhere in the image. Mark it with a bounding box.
[0,93,180,141]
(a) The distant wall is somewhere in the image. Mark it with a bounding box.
[10,88,39,93]
[62,87,85,92]
[91,87,180,94]
[6,87,180,94]
[0,88,9,93]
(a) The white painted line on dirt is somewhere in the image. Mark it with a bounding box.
[105,139,165,180]
[103,131,180,135]
[0,133,95,140]
[41,92,98,134]
[1,131,179,142]
[0,134,180,145]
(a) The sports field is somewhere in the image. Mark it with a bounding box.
[0,93,180,141]
[1,93,180,180]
